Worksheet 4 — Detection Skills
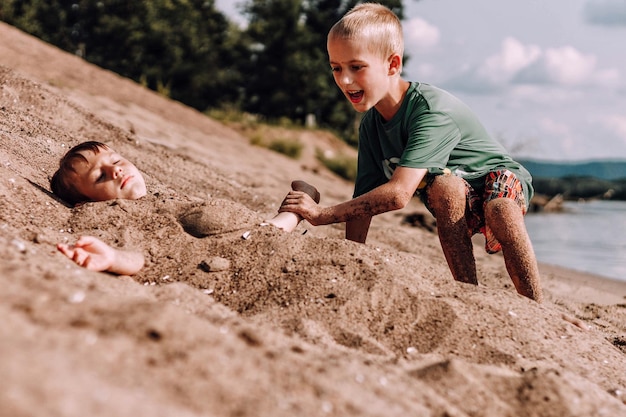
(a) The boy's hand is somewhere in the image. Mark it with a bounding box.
[57,236,116,272]
[279,190,323,225]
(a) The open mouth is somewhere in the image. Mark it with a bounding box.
[347,90,364,103]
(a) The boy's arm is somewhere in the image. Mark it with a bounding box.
[57,236,145,275]
[280,167,427,231]
[106,246,145,275]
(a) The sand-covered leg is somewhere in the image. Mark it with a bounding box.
[485,198,543,302]
[427,175,478,285]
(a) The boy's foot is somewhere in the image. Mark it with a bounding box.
[291,180,320,203]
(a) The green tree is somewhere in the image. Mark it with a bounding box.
[239,0,311,121]
[0,0,410,140]
[0,0,245,110]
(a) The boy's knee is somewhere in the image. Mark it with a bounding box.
[484,198,527,242]
[427,174,466,211]
[485,197,523,220]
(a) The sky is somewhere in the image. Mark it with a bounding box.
[215,0,626,161]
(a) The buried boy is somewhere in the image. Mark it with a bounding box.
[51,141,320,275]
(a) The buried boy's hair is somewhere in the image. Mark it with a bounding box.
[50,141,110,206]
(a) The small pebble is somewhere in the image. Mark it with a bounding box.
[69,291,86,304]
[200,257,231,272]
[11,239,26,253]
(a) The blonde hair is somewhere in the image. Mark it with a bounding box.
[328,3,404,58]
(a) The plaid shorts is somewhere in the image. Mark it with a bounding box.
[423,169,527,254]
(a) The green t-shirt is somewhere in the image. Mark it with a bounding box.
[353,82,533,204]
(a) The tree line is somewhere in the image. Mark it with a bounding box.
[533,177,626,201]
[0,0,405,143]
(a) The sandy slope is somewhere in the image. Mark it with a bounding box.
[0,22,625,417]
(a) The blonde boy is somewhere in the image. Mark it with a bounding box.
[280,3,543,302]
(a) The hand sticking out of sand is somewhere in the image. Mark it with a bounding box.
[57,236,144,276]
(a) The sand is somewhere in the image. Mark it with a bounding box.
[0,21,625,417]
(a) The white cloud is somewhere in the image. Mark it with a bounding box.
[508,85,584,106]
[442,37,541,93]
[602,114,626,139]
[540,117,572,137]
[515,46,622,87]
[593,68,622,86]
[584,0,626,26]
[408,63,438,79]
[403,17,440,50]
[441,34,622,94]
[579,115,626,159]
[538,118,579,159]
[543,112,626,160]
[544,46,597,84]
[515,47,596,86]
[481,37,542,81]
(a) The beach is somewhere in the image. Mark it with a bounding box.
[0,21,625,417]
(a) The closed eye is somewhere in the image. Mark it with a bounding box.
[97,157,122,181]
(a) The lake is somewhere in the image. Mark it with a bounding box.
[525,200,626,282]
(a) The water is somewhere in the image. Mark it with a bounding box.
[525,200,626,282]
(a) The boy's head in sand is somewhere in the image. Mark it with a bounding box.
[51,141,147,205]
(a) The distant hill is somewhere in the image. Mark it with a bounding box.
[518,160,626,180]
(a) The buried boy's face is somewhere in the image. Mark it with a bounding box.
[69,147,147,202]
